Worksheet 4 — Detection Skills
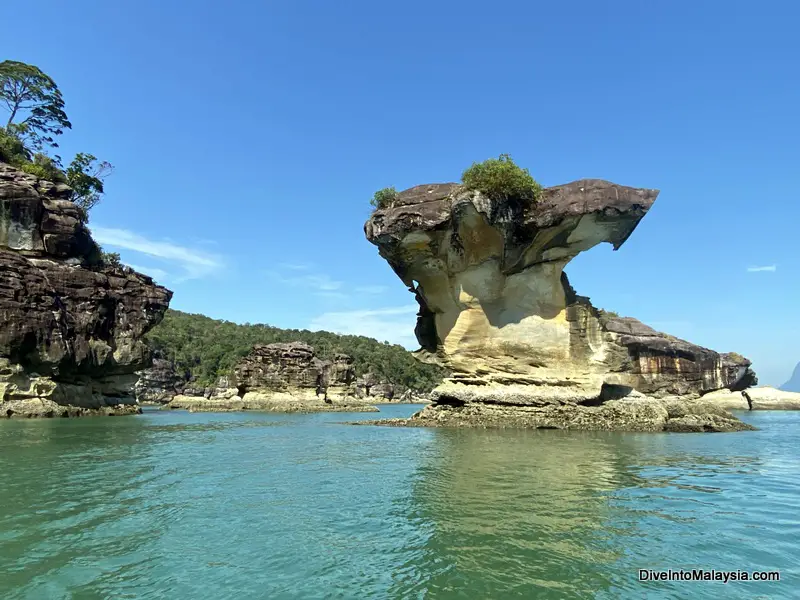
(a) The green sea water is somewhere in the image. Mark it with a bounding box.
[0,405,798,599]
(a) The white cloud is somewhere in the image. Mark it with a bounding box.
[92,226,223,281]
[268,265,390,301]
[746,265,777,273]
[309,305,419,348]
[125,263,170,282]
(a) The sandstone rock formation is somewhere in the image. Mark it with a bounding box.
[0,162,172,417]
[134,351,187,404]
[353,373,429,403]
[166,342,377,412]
[704,386,800,411]
[363,179,757,432]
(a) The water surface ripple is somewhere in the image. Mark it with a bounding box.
[0,406,797,599]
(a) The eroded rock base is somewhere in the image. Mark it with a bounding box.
[166,394,379,413]
[1,359,142,418]
[703,387,800,411]
[3,397,141,418]
[359,383,755,433]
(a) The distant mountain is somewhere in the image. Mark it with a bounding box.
[781,362,800,392]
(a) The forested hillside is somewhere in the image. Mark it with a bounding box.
[145,310,446,391]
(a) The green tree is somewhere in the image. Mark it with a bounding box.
[0,60,71,153]
[66,153,114,217]
[0,61,113,219]
[145,309,447,391]
[461,154,542,203]
[100,251,122,268]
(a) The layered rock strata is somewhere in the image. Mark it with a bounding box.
[1,162,172,417]
[353,372,428,403]
[167,342,377,412]
[363,179,757,432]
[134,351,187,404]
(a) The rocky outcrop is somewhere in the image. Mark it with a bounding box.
[704,386,800,411]
[233,342,355,399]
[353,373,429,403]
[363,179,757,432]
[166,342,377,412]
[0,162,172,417]
[134,351,187,404]
[781,362,800,392]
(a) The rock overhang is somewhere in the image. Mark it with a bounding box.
[363,175,756,408]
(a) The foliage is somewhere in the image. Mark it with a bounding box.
[0,126,30,164]
[145,309,447,390]
[0,60,71,153]
[461,154,542,203]
[0,62,113,218]
[598,309,620,319]
[726,352,747,363]
[66,153,113,217]
[19,152,66,182]
[100,251,122,268]
[370,186,398,209]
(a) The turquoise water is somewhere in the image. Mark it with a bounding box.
[0,405,798,599]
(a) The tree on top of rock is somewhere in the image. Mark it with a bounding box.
[0,60,113,221]
[461,154,542,203]
[0,60,71,154]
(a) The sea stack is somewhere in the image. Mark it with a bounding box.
[0,162,172,417]
[364,179,757,432]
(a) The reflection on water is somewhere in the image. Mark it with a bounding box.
[0,407,798,599]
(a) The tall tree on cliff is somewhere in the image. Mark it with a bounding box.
[0,60,112,219]
[0,60,71,154]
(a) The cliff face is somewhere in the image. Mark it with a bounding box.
[364,180,756,431]
[167,342,377,412]
[234,342,355,397]
[134,352,187,403]
[0,162,172,417]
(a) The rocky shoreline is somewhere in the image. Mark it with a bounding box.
[166,395,378,413]
[703,387,800,411]
[156,342,426,414]
[357,400,755,433]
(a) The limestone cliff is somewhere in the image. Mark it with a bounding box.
[364,179,757,431]
[0,162,172,417]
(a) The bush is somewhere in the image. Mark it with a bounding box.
[0,127,30,165]
[19,153,67,183]
[370,186,399,209]
[101,251,122,268]
[461,154,542,203]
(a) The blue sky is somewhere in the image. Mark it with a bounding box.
[5,0,798,385]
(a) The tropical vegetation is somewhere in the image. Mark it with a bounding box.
[0,60,112,220]
[145,309,447,391]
